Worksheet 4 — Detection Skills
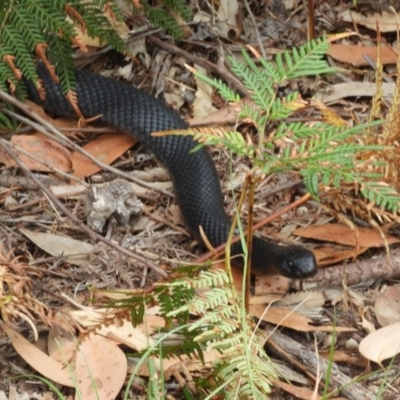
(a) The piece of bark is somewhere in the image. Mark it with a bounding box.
[298,248,400,289]
[265,330,376,400]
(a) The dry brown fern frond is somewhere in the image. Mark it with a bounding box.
[321,187,398,226]
[0,242,48,338]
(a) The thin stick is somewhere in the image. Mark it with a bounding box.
[195,193,312,264]
[0,92,174,198]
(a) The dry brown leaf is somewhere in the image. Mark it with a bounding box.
[375,285,400,327]
[273,380,322,400]
[1,324,74,387]
[0,134,72,172]
[188,103,241,126]
[327,44,397,66]
[20,228,95,267]
[75,334,127,400]
[314,82,395,104]
[340,10,400,32]
[249,293,284,305]
[312,245,368,266]
[250,306,356,332]
[137,315,166,335]
[213,260,290,295]
[359,323,400,366]
[294,223,400,248]
[99,318,156,351]
[166,203,185,226]
[319,349,368,368]
[216,0,239,38]
[71,133,136,178]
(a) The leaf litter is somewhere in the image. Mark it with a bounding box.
[2,0,400,398]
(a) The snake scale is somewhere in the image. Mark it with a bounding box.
[25,63,317,278]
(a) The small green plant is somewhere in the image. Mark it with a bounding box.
[0,0,191,95]
[118,268,277,398]
[190,39,399,213]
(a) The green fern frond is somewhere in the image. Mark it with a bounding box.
[229,56,275,109]
[187,128,257,158]
[130,301,145,327]
[147,8,183,39]
[129,0,192,37]
[241,50,280,84]
[0,0,116,100]
[24,1,76,39]
[269,91,302,120]
[6,7,45,50]
[241,103,268,129]
[46,34,76,93]
[0,59,16,92]
[70,1,125,52]
[162,0,193,20]
[193,42,400,215]
[0,111,17,131]
[0,0,190,107]
[361,182,400,212]
[162,269,276,396]
[1,26,37,78]
[275,38,336,80]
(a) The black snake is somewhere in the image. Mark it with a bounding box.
[25,64,317,278]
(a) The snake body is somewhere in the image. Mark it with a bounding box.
[25,64,317,278]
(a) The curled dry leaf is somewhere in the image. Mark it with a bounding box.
[253,275,290,296]
[359,322,400,366]
[216,0,239,38]
[272,291,326,309]
[69,309,159,351]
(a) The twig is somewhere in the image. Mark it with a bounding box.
[298,247,400,289]
[149,35,250,97]
[195,193,312,264]
[243,0,266,59]
[0,92,174,198]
